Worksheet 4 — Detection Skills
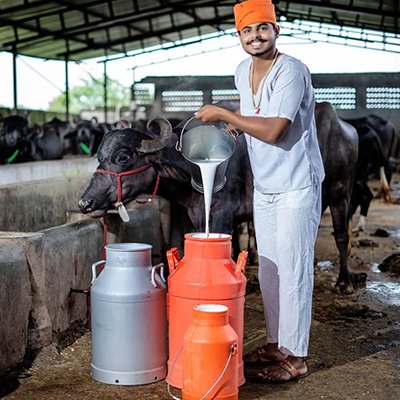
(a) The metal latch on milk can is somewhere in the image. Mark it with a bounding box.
[235,251,248,277]
[166,247,180,274]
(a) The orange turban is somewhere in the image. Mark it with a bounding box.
[234,0,277,31]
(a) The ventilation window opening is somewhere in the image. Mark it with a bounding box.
[162,90,204,112]
[212,89,240,102]
[314,87,357,110]
[366,87,400,110]
[133,83,155,106]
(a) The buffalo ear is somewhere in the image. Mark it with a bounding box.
[137,117,172,154]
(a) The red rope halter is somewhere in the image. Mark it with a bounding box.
[95,164,161,256]
[95,164,160,205]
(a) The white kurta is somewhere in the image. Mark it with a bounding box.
[235,54,325,193]
[234,54,325,357]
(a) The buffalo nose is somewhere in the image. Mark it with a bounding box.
[78,198,94,213]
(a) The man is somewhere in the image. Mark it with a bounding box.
[194,0,325,383]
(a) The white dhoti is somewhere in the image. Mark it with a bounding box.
[253,184,322,357]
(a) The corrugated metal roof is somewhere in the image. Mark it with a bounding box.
[0,0,399,61]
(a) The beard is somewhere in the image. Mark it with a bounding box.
[243,47,274,57]
[245,48,272,57]
[242,39,274,57]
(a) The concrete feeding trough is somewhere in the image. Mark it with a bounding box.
[0,157,168,374]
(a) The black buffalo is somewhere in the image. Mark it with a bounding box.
[69,120,113,156]
[42,117,74,156]
[0,115,35,164]
[361,115,399,165]
[79,116,253,236]
[30,123,64,161]
[346,114,399,180]
[0,115,67,163]
[345,117,393,232]
[79,102,359,293]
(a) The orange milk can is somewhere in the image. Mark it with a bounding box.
[182,304,238,400]
[166,233,247,388]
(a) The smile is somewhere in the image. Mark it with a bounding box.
[249,40,266,50]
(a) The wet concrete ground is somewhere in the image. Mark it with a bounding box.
[1,176,400,400]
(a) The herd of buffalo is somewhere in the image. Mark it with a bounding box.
[1,102,399,293]
[0,113,111,163]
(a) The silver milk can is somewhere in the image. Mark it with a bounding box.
[90,243,167,385]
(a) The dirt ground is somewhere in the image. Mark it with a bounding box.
[1,175,400,400]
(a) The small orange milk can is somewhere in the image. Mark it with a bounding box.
[166,233,247,388]
[182,304,238,400]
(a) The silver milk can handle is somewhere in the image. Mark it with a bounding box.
[151,262,166,288]
[91,260,106,284]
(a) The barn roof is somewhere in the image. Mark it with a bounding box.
[0,0,399,62]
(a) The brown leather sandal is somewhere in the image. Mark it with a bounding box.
[243,346,286,364]
[251,359,308,384]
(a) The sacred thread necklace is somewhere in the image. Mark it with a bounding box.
[249,50,280,115]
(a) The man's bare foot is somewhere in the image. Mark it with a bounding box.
[253,356,308,383]
[244,343,287,364]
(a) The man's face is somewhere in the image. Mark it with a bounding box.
[238,22,278,57]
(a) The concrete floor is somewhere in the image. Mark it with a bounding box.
[1,332,400,400]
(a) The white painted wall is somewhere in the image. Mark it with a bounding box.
[0,156,98,186]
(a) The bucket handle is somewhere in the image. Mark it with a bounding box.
[91,260,106,284]
[175,114,239,152]
[167,342,238,400]
[151,262,166,288]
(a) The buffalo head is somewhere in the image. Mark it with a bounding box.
[0,115,28,147]
[78,117,173,217]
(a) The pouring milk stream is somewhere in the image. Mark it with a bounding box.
[192,159,225,237]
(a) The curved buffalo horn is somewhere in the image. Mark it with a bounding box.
[137,117,173,153]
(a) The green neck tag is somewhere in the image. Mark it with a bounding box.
[7,149,20,163]
[79,142,91,154]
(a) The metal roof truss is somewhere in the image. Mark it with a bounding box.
[0,0,398,61]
